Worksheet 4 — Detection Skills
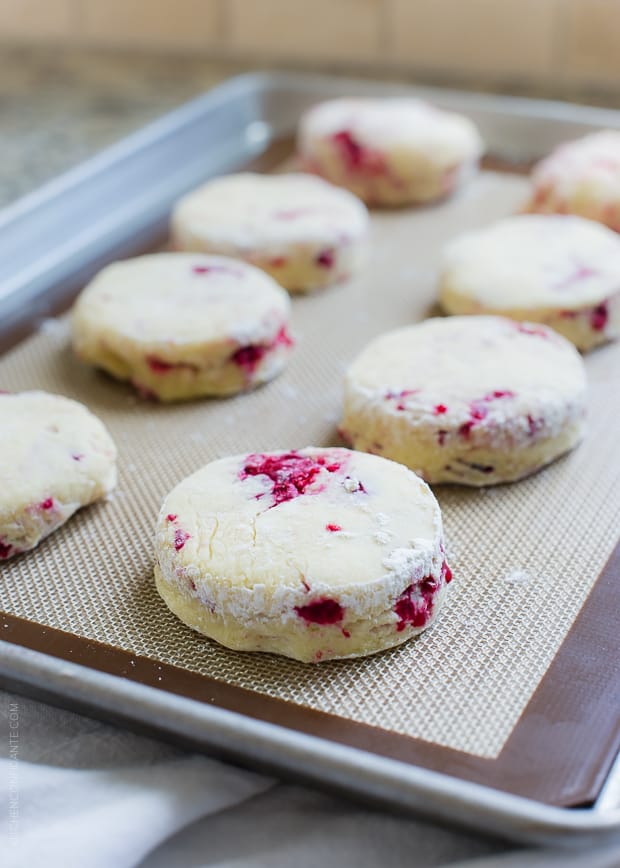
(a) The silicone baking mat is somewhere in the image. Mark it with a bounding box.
[2,160,620,806]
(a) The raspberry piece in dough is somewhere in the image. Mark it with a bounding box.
[341,316,587,486]
[71,253,293,402]
[154,448,450,662]
[439,214,620,351]
[171,172,368,293]
[297,98,483,207]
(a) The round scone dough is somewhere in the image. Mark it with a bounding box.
[340,316,587,486]
[72,253,293,401]
[171,172,369,293]
[155,447,452,663]
[0,391,117,560]
[439,215,620,350]
[297,98,484,207]
[525,131,620,231]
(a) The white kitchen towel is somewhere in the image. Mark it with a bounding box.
[1,690,618,868]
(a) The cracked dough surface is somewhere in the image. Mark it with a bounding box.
[71,252,293,401]
[155,447,450,662]
[439,214,620,350]
[171,172,369,293]
[297,97,483,206]
[0,391,117,560]
[341,316,587,486]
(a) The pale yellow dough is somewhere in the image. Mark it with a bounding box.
[341,316,587,486]
[72,253,293,401]
[171,172,369,293]
[439,215,620,350]
[297,97,484,206]
[155,448,451,662]
[0,391,117,560]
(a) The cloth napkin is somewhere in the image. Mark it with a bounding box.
[1,690,618,868]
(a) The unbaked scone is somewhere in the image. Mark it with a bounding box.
[340,316,587,486]
[439,214,620,350]
[525,131,620,231]
[72,253,293,401]
[171,172,368,293]
[0,391,117,560]
[155,447,451,662]
[297,97,484,207]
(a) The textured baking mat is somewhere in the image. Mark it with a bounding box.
[1,168,620,804]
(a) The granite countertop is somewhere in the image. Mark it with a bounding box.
[1,46,619,210]
[0,48,260,208]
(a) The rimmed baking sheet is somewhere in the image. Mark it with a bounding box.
[1,130,620,809]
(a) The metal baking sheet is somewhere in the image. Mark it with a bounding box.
[1,72,620,846]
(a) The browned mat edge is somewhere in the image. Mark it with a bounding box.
[1,539,619,808]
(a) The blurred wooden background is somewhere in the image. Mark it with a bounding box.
[1,0,619,94]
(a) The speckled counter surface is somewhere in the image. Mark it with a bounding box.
[1,46,619,210]
[0,48,261,207]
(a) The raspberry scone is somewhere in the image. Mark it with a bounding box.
[154,448,451,662]
[340,316,587,486]
[439,215,620,351]
[0,391,117,560]
[525,131,620,231]
[72,253,293,401]
[297,98,483,207]
[171,173,368,293]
